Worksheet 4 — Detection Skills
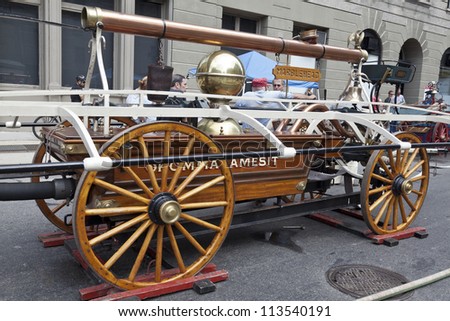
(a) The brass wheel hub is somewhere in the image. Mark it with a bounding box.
[401,180,413,195]
[148,192,181,225]
[159,200,181,224]
[392,175,412,195]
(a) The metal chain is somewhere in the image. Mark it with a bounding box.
[157,39,164,66]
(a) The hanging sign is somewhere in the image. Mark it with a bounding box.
[273,65,321,82]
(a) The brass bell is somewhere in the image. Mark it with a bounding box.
[340,86,364,103]
[197,118,243,135]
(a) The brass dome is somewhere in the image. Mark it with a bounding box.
[197,118,243,135]
[196,50,245,104]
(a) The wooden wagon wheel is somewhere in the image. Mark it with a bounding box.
[432,122,449,143]
[361,132,429,234]
[72,122,234,290]
[32,116,61,141]
[31,117,137,234]
[32,143,75,233]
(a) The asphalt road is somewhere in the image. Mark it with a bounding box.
[1,150,450,301]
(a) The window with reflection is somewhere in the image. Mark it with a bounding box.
[221,14,257,57]
[134,1,162,89]
[0,2,39,85]
[62,1,114,89]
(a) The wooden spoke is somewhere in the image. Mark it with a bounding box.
[174,221,207,255]
[180,213,222,232]
[166,225,186,273]
[387,149,397,173]
[399,149,409,173]
[173,161,207,197]
[382,196,395,230]
[104,220,151,269]
[138,136,160,193]
[368,184,392,196]
[85,206,148,217]
[361,133,429,235]
[181,201,228,210]
[93,178,150,205]
[392,197,399,230]
[154,225,164,282]
[168,136,196,192]
[402,148,419,176]
[404,160,424,179]
[377,157,394,179]
[395,149,402,173]
[112,152,154,198]
[370,173,393,185]
[128,224,157,282]
[89,214,148,246]
[374,193,393,225]
[401,193,416,211]
[369,190,392,212]
[410,175,426,182]
[160,130,172,191]
[177,175,225,202]
[50,201,68,215]
[73,122,234,290]
[398,196,408,223]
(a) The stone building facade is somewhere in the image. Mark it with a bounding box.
[2,0,450,103]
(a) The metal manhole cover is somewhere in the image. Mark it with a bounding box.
[326,264,413,300]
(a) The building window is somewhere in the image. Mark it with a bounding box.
[62,1,114,89]
[0,2,39,85]
[221,13,257,56]
[134,1,162,89]
[64,0,113,8]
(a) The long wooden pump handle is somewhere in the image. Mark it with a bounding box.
[82,7,367,64]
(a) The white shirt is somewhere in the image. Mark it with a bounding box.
[126,92,153,105]
[235,90,289,129]
[126,91,156,122]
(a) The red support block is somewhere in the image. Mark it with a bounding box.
[79,263,220,301]
[307,208,427,246]
[78,263,227,301]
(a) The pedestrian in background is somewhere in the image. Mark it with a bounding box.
[71,75,85,102]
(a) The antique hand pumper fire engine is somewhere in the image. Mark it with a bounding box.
[0,6,448,292]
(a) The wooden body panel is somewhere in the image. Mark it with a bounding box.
[43,127,344,202]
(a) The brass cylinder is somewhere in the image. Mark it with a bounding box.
[81,7,367,63]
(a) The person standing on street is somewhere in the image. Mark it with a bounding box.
[395,88,406,105]
[71,75,85,102]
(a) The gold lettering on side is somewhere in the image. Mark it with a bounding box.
[272,66,321,82]
[150,157,279,173]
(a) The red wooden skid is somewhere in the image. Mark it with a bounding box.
[90,269,228,301]
[38,231,73,248]
[79,263,218,301]
[38,229,101,247]
[334,207,364,220]
[367,227,427,244]
[307,210,427,244]
[307,212,372,237]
